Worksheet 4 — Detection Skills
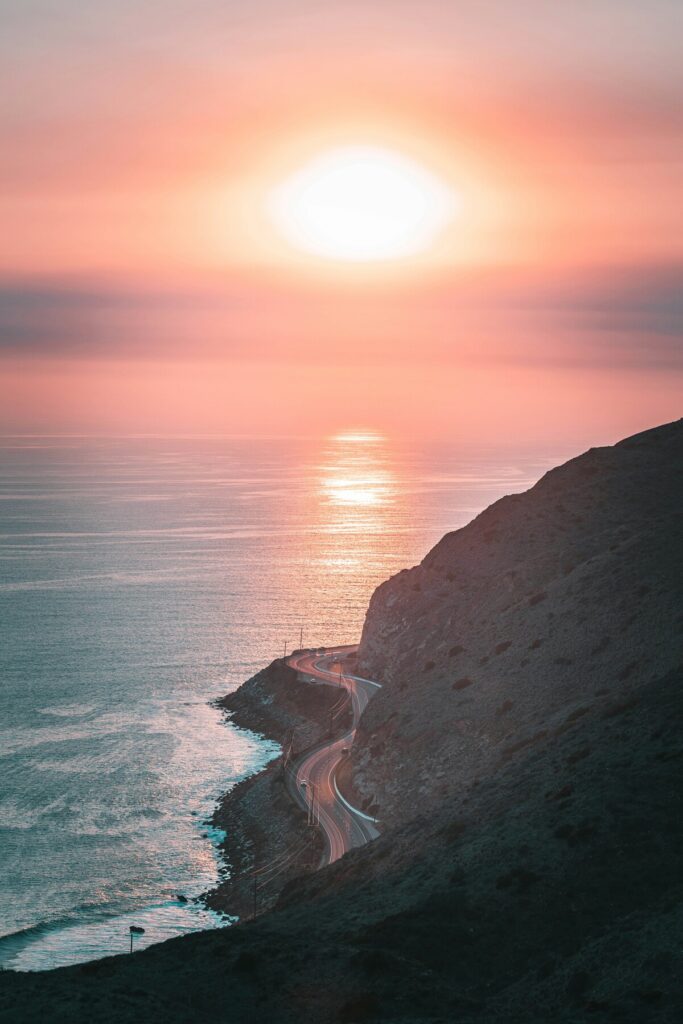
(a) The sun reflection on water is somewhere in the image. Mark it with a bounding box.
[320,430,397,518]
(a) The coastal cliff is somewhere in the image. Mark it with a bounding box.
[206,658,352,919]
[1,420,681,1023]
[353,418,683,824]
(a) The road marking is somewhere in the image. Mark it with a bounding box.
[285,645,382,861]
[332,772,380,824]
[346,674,382,688]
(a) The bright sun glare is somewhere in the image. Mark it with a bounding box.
[268,146,457,262]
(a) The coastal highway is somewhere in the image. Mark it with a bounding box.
[285,647,381,865]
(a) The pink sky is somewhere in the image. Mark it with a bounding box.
[1,1,681,441]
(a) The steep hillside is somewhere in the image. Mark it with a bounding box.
[3,662,680,1022]
[354,419,683,824]
[1,419,681,1023]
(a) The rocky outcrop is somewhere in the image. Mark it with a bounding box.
[215,657,350,755]
[355,419,683,824]
[206,658,352,920]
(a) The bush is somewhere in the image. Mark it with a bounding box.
[452,677,474,691]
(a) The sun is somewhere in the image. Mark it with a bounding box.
[267,145,457,262]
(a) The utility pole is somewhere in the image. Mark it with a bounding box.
[283,640,287,661]
[299,624,304,649]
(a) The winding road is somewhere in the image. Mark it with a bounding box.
[285,646,381,865]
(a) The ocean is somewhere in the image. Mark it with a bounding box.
[0,432,569,970]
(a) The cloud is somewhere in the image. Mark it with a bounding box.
[0,287,102,352]
[524,265,683,368]
[0,286,254,358]
[1,263,681,371]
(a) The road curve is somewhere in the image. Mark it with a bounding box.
[285,646,381,865]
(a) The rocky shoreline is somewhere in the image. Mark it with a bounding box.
[203,657,352,920]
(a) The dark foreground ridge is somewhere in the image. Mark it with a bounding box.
[1,419,681,1023]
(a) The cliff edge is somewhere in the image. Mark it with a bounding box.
[354,419,683,824]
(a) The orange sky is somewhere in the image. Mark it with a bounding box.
[1,1,681,440]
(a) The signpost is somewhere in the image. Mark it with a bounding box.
[129,925,145,953]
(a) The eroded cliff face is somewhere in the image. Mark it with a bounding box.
[353,420,683,825]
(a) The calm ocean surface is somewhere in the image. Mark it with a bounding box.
[0,432,571,970]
